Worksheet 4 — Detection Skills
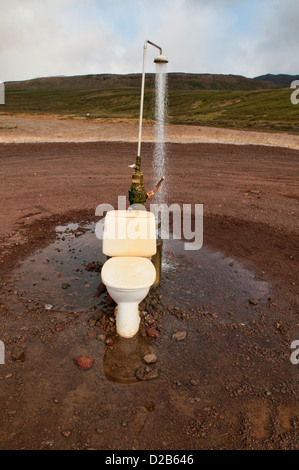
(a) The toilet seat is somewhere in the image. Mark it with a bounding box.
[101,257,156,290]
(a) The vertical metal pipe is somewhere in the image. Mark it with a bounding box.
[137,43,147,158]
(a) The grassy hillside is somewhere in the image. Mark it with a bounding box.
[2,86,298,133]
[5,72,279,91]
[255,74,299,88]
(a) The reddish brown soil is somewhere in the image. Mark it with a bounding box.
[0,141,298,450]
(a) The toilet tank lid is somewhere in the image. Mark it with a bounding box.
[106,210,155,220]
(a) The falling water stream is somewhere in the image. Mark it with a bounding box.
[153,63,168,204]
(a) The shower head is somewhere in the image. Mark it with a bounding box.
[154,54,169,64]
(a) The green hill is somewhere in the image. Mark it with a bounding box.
[2,73,298,133]
[5,72,279,91]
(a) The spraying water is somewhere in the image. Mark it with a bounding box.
[153,62,168,204]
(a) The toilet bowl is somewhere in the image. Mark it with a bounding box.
[101,210,157,338]
[101,256,156,338]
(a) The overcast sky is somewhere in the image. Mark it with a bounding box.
[0,0,298,82]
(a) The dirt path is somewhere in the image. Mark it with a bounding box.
[0,133,298,450]
[1,114,299,149]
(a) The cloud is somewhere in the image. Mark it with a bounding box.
[0,0,128,81]
[0,0,298,81]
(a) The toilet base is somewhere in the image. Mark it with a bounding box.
[114,303,141,338]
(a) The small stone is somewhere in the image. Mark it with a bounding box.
[75,355,94,370]
[145,314,155,325]
[85,262,102,272]
[135,366,158,381]
[61,283,70,289]
[92,309,104,321]
[11,347,26,362]
[97,334,106,341]
[45,304,53,310]
[143,353,157,364]
[105,338,113,346]
[106,294,115,306]
[250,190,260,194]
[146,328,160,339]
[249,298,259,305]
[190,379,199,386]
[61,431,71,437]
[85,262,97,271]
[94,282,106,297]
[172,331,187,341]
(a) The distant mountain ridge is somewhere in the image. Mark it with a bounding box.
[5,72,290,91]
[255,74,299,88]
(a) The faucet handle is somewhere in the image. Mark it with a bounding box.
[147,176,165,199]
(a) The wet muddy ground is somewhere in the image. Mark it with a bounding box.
[0,141,298,450]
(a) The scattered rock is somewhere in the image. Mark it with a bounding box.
[94,282,106,297]
[105,294,116,306]
[85,262,96,271]
[105,338,113,346]
[172,331,187,341]
[146,328,160,338]
[211,313,219,319]
[85,261,102,272]
[249,298,259,305]
[250,190,260,194]
[61,283,71,289]
[61,431,71,437]
[145,314,155,325]
[143,353,157,364]
[97,334,106,341]
[11,348,25,362]
[75,355,94,370]
[190,379,199,386]
[92,309,104,322]
[44,304,53,310]
[135,365,159,381]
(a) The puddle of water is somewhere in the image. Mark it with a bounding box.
[12,222,269,316]
[11,223,106,312]
[103,333,155,384]
[6,221,270,385]
[161,241,269,322]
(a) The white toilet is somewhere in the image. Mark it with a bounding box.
[101,210,157,338]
